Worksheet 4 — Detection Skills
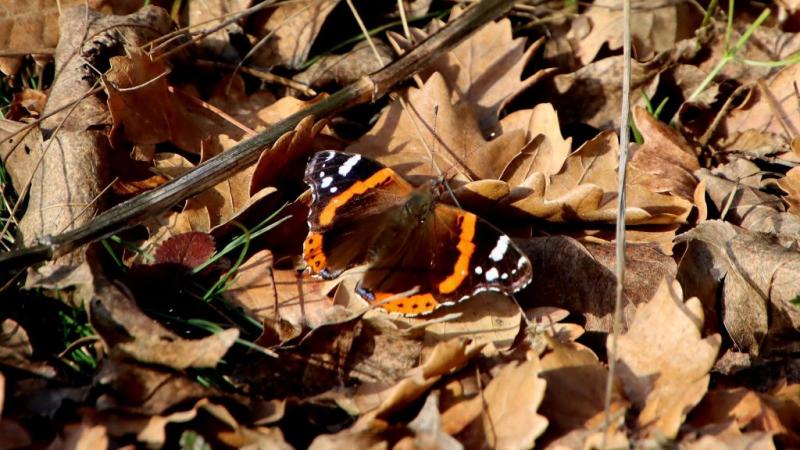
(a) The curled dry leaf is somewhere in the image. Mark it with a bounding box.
[612,278,721,438]
[721,64,800,157]
[676,220,800,356]
[294,40,393,90]
[89,274,238,370]
[689,385,800,447]
[630,106,699,200]
[355,338,482,423]
[452,358,548,450]
[389,9,546,133]
[679,425,775,450]
[777,166,800,215]
[0,319,56,378]
[538,336,626,443]
[696,161,800,240]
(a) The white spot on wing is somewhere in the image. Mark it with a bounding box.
[474,266,483,275]
[338,154,361,176]
[485,267,499,282]
[319,171,325,178]
[501,273,508,280]
[489,236,510,262]
[518,256,528,268]
[321,176,333,188]
[324,151,335,161]
[330,187,338,193]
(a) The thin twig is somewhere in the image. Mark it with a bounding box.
[603,0,631,447]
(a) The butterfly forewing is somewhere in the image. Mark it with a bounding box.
[304,151,414,278]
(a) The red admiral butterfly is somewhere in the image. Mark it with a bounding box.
[303,150,532,316]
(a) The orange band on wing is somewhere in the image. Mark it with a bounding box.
[373,292,439,315]
[318,168,396,226]
[438,213,477,294]
[303,232,327,273]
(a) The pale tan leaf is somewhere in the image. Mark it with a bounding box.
[612,278,721,438]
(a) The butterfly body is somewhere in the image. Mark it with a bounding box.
[303,150,532,316]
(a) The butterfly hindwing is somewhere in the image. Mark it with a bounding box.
[355,204,533,315]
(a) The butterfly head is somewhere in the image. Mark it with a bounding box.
[402,184,438,224]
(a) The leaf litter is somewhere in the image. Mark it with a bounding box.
[1,1,800,448]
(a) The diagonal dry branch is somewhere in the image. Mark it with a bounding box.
[0,0,515,272]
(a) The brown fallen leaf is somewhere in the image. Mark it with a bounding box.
[348,73,525,184]
[679,422,775,450]
[696,160,800,239]
[0,374,32,449]
[152,232,215,270]
[20,5,174,289]
[676,220,800,355]
[689,386,800,446]
[294,40,393,90]
[453,358,548,450]
[721,64,800,154]
[545,55,663,129]
[518,236,676,333]
[355,338,482,422]
[389,8,546,133]
[630,106,699,200]
[250,0,341,69]
[511,129,693,225]
[612,278,721,438]
[0,319,56,378]
[186,0,249,56]
[569,0,700,64]
[777,166,800,215]
[538,336,627,444]
[89,273,238,370]
[223,249,335,329]
[47,420,109,450]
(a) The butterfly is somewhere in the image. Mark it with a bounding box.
[303,150,532,316]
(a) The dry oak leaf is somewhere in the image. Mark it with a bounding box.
[223,249,334,329]
[676,221,800,356]
[187,0,249,56]
[0,0,109,75]
[546,55,662,130]
[0,319,56,378]
[679,425,775,450]
[518,236,676,334]
[388,8,547,134]
[348,72,525,184]
[630,106,699,200]
[538,336,627,442]
[250,0,340,69]
[778,166,800,214]
[452,358,548,450]
[89,275,238,370]
[722,64,800,154]
[569,0,700,64]
[511,129,693,225]
[498,103,573,183]
[612,277,721,439]
[696,163,800,240]
[104,48,245,155]
[689,386,800,446]
[47,421,109,450]
[355,338,483,423]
